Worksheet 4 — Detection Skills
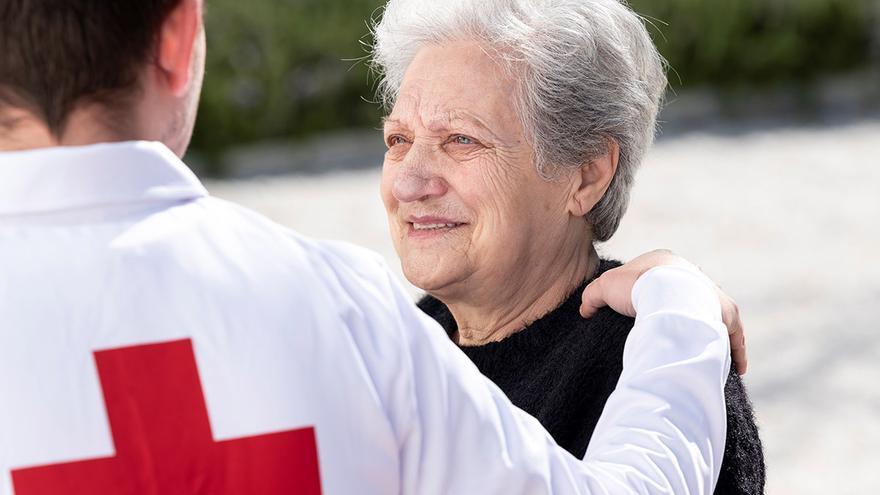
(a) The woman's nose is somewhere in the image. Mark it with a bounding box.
[392,170,448,203]
[392,150,448,203]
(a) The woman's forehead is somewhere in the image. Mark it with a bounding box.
[396,44,512,104]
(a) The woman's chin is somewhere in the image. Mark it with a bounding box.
[401,258,465,295]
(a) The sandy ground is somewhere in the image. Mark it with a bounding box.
[206,119,880,494]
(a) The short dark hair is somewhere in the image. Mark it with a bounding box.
[0,0,181,135]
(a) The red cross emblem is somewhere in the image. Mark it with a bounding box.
[11,339,323,494]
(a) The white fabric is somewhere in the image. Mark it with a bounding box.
[0,141,730,494]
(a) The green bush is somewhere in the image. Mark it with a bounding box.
[629,0,876,87]
[191,0,384,160]
[191,0,877,159]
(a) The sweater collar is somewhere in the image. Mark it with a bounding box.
[0,141,208,216]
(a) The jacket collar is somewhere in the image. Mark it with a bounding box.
[0,141,208,216]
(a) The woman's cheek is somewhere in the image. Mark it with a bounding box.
[482,165,526,218]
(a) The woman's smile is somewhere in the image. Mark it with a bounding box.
[406,215,467,239]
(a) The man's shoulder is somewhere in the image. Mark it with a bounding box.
[175,196,384,266]
[122,195,394,304]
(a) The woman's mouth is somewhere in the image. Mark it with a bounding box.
[412,222,463,231]
[406,216,466,238]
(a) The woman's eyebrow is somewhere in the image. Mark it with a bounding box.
[381,117,405,129]
[384,112,501,140]
[419,111,484,133]
[444,111,503,141]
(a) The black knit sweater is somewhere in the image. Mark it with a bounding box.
[418,259,765,494]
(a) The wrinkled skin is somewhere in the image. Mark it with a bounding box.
[380,41,601,342]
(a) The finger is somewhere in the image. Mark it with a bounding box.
[716,289,747,374]
[726,309,747,375]
[579,277,608,318]
[732,340,748,376]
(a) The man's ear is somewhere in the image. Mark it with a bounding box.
[567,139,620,217]
[156,0,203,97]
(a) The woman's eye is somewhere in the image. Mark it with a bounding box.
[453,135,474,145]
[387,135,408,147]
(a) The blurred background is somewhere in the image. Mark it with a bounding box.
[192,1,880,493]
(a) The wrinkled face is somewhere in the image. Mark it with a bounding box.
[380,41,576,298]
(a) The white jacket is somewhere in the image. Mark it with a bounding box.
[0,141,729,495]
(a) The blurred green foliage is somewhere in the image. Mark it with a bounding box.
[191,0,877,157]
[629,0,876,87]
[192,0,383,159]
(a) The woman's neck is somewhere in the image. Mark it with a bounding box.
[446,242,600,346]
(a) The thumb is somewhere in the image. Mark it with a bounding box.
[580,277,607,318]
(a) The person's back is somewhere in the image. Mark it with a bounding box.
[0,141,419,493]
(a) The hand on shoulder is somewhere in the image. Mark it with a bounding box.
[580,249,748,375]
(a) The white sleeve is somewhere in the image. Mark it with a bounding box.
[387,264,730,495]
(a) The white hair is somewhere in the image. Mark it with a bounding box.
[371,0,667,242]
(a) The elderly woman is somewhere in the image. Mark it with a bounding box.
[372,0,764,493]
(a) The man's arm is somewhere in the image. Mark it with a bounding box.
[384,264,729,494]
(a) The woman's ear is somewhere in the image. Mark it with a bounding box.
[567,139,619,217]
